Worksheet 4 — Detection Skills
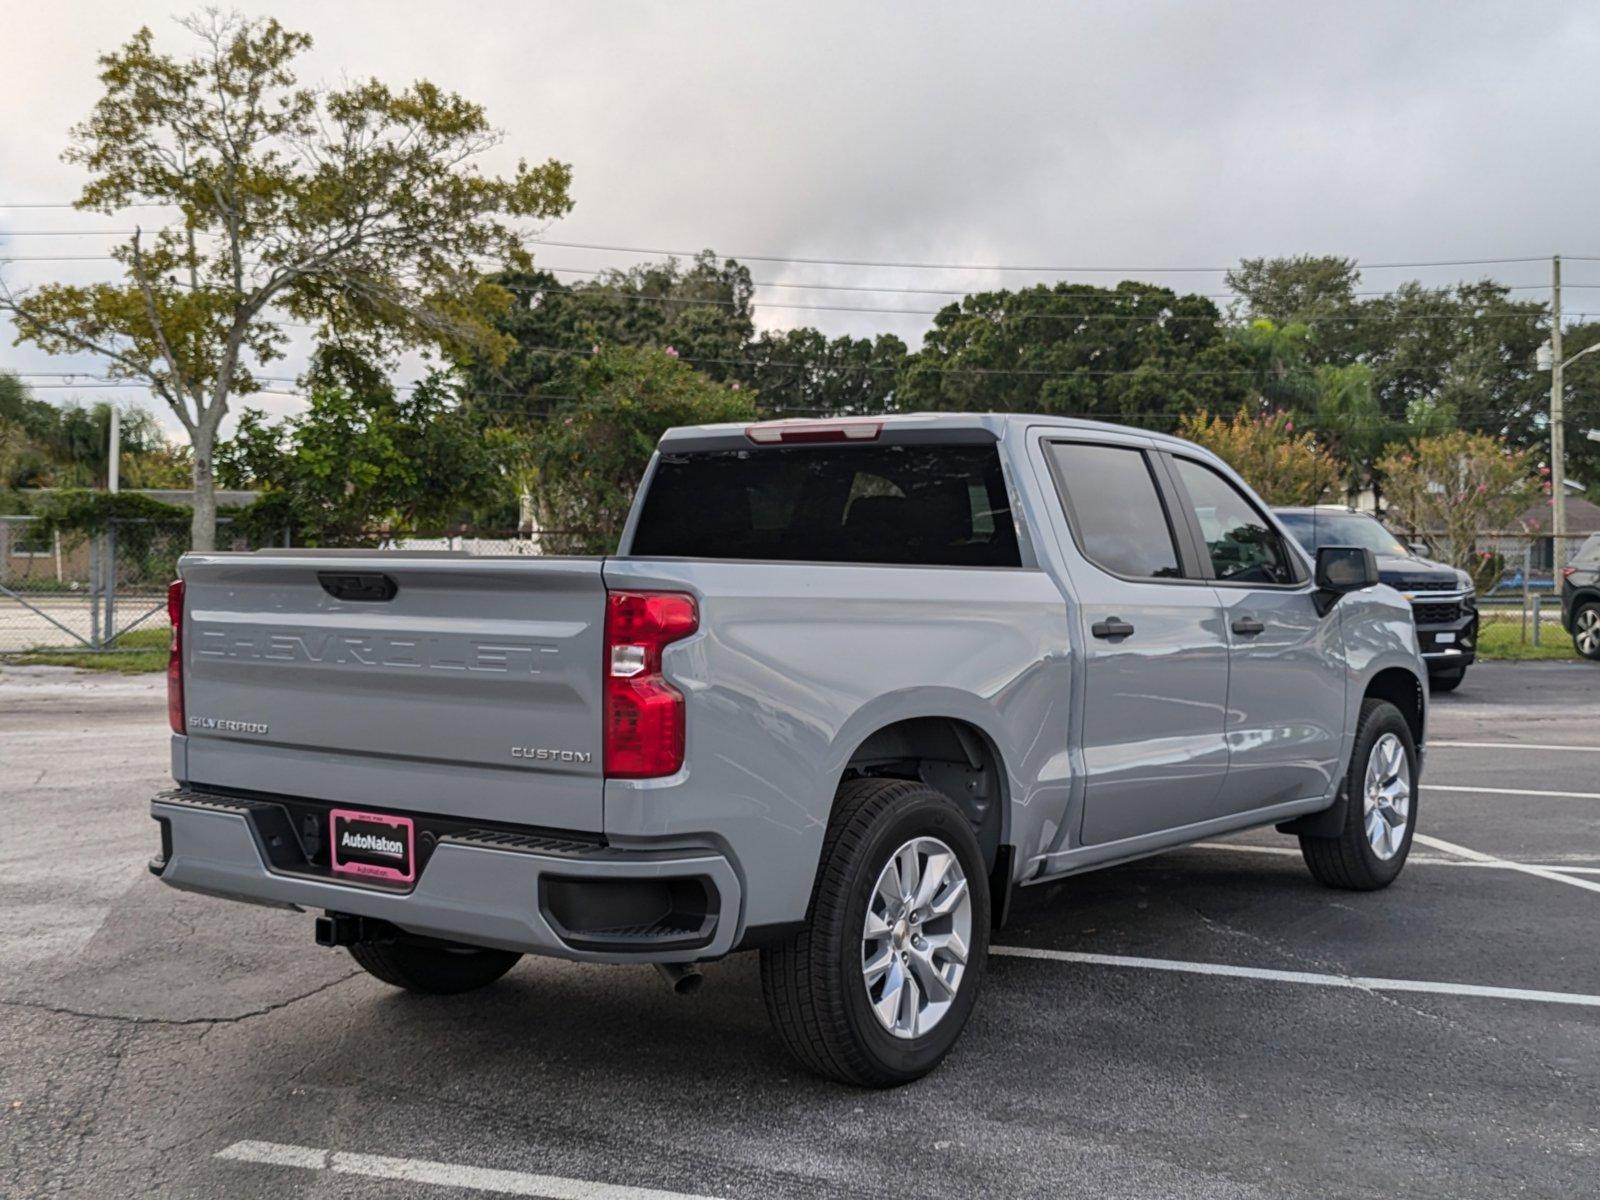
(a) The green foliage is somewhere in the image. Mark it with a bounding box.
[28,488,189,536]
[219,360,512,547]
[25,488,190,581]
[739,328,907,414]
[1226,256,1360,326]
[533,346,757,553]
[0,373,185,490]
[1558,321,1600,499]
[897,282,1249,427]
[1230,261,1548,457]
[2,11,572,550]
[461,253,755,411]
[1176,408,1342,506]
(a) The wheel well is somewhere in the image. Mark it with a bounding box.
[1365,667,1425,745]
[842,717,1006,873]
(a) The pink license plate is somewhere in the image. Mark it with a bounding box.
[329,809,416,884]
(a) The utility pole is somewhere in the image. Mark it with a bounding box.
[107,404,120,494]
[1550,255,1566,571]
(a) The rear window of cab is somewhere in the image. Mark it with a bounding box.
[629,443,1021,567]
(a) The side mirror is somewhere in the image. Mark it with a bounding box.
[1408,541,1431,557]
[1314,545,1379,615]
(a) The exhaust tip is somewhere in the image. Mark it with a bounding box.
[654,962,704,995]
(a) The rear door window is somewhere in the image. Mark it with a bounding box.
[629,443,1021,567]
[1045,442,1183,580]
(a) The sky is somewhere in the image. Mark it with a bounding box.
[3,0,1600,438]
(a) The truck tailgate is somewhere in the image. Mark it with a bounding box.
[178,553,605,831]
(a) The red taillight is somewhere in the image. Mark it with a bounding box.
[166,579,184,734]
[744,419,882,444]
[603,590,697,778]
[1562,566,1578,581]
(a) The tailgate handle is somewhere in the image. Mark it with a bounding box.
[318,572,398,602]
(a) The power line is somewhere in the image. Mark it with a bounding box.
[523,238,1558,275]
[3,257,1584,320]
[0,203,1571,273]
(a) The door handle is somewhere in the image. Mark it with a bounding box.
[1231,617,1265,637]
[1091,617,1136,640]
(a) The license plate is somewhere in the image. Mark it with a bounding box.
[329,809,416,884]
[1435,632,1456,644]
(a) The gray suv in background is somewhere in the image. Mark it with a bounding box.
[1277,507,1478,692]
[1560,532,1600,660]
[151,415,1427,1086]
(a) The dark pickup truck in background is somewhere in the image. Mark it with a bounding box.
[1277,507,1478,692]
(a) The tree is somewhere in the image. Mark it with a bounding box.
[1228,260,1548,451]
[738,328,907,415]
[1176,407,1343,505]
[532,346,756,554]
[461,253,754,413]
[0,12,572,550]
[1377,432,1537,588]
[898,282,1250,426]
[0,372,186,490]
[1350,281,1546,445]
[1227,255,1359,327]
[218,354,512,547]
[1226,319,1319,413]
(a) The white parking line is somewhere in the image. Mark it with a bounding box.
[990,946,1600,1009]
[1432,740,1600,753]
[1186,841,1600,875]
[1413,833,1600,896]
[1425,784,1600,801]
[215,1140,725,1199]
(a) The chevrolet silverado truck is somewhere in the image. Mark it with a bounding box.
[151,413,1427,1086]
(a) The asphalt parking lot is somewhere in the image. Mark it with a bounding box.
[2,662,1597,1199]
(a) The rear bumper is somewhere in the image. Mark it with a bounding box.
[150,789,743,964]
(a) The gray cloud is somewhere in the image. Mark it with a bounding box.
[3,0,1598,434]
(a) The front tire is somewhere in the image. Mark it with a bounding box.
[1429,666,1466,693]
[1299,699,1418,890]
[760,778,990,1087]
[349,939,521,994]
[1573,601,1600,661]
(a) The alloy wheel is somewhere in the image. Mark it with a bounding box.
[861,836,973,1039]
[1363,732,1412,860]
[1576,607,1600,657]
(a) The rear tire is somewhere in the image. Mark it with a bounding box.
[1429,667,1465,693]
[349,940,521,994]
[1573,601,1600,661]
[760,778,990,1088]
[1299,699,1417,891]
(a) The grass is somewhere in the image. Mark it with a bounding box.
[0,626,169,673]
[1475,617,1581,661]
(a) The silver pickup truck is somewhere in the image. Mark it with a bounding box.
[152,413,1426,1086]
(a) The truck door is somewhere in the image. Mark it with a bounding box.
[1040,438,1233,845]
[1162,454,1345,810]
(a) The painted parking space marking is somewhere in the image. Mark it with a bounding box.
[1425,784,1600,801]
[990,946,1600,1009]
[1413,832,1600,895]
[1431,740,1600,754]
[1186,841,1600,875]
[216,1140,726,1199]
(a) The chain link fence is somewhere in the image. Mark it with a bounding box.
[0,516,258,654]
[0,518,586,654]
[1414,529,1594,651]
[2,513,1593,656]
